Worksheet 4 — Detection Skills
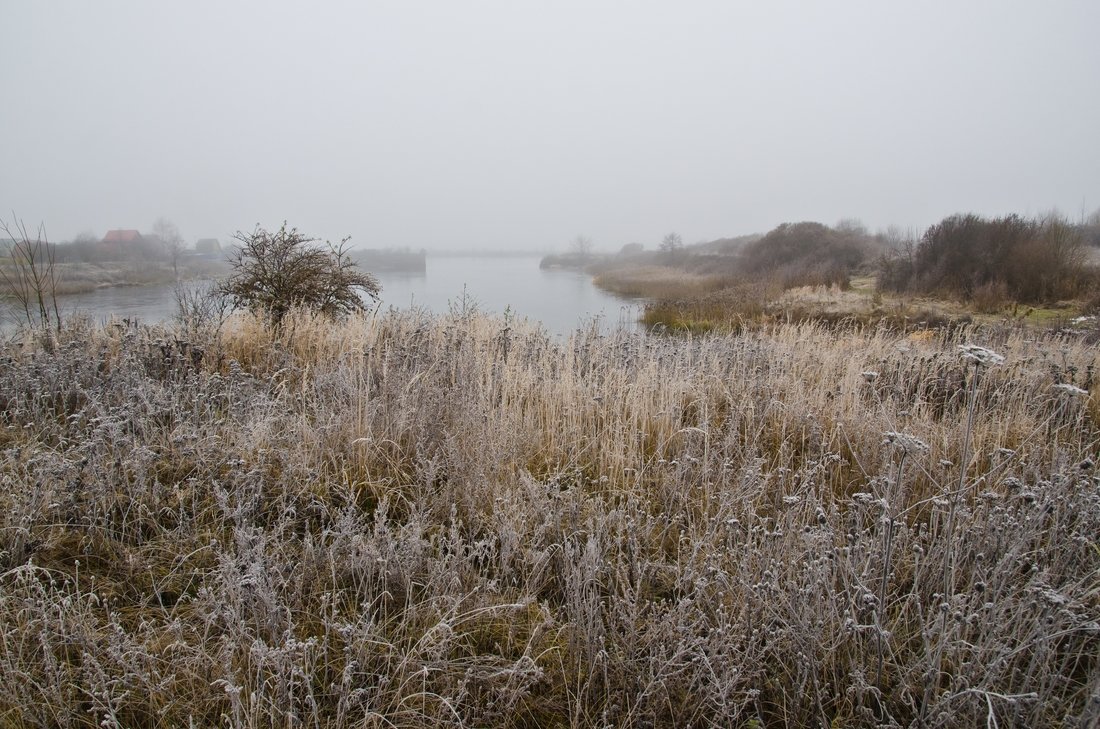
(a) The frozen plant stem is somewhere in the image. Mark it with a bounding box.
[921,358,981,725]
[947,361,980,596]
[877,450,907,690]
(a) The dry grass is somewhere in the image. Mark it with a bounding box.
[593,261,1097,337]
[593,265,732,300]
[0,309,1098,727]
[645,282,1100,337]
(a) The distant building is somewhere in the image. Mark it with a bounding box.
[195,238,221,254]
[102,229,143,244]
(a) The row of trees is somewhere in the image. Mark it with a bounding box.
[569,232,685,258]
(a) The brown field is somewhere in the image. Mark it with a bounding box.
[0,309,1098,726]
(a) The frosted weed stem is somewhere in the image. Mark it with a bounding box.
[920,350,986,724]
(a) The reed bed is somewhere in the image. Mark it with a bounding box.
[592,265,733,301]
[0,309,1097,727]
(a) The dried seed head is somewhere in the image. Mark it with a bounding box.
[882,431,930,454]
[958,344,1004,367]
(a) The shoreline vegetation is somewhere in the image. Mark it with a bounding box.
[0,308,1098,726]
[547,212,1100,335]
[17,258,230,296]
[0,243,426,299]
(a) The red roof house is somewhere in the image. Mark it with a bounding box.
[102,229,143,243]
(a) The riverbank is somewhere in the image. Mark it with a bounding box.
[0,258,229,296]
[1,310,1097,726]
[588,260,1098,335]
[578,215,1100,335]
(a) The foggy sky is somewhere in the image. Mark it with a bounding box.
[2,1,1098,251]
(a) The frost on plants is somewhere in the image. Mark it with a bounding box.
[0,312,1096,728]
[958,343,1005,367]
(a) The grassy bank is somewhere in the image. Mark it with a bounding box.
[589,213,1100,334]
[0,258,229,297]
[592,265,732,300]
[1,311,1098,726]
[593,266,1096,335]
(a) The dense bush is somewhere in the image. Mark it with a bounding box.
[739,221,872,288]
[880,213,1087,303]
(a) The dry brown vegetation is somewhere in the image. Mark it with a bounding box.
[592,215,1099,335]
[879,213,1091,304]
[592,265,732,300]
[1,310,1099,727]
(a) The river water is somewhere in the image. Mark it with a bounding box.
[2,255,642,337]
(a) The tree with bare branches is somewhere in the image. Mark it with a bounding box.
[0,215,62,337]
[218,223,380,327]
[659,231,683,253]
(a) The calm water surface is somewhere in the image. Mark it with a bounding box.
[3,255,642,337]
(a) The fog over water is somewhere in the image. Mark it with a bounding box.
[0,256,638,337]
[2,2,1099,249]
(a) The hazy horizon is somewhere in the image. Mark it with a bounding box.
[2,1,1098,251]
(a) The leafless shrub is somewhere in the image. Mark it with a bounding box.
[173,279,229,337]
[882,213,1088,304]
[219,222,381,328]
[0,215,62,340]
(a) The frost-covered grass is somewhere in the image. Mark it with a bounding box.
[1,310,1098,727]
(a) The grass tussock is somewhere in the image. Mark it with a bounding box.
[0,309,1098,727]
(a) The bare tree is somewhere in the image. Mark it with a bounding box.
[0,215,62,337]
[659,232,683,253]
[153,217,186,278]
[835,218,868,236]
[570,235,594,258]
[218,222,381,327]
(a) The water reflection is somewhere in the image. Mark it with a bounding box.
[2,256,643,337]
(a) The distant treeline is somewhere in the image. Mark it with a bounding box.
[0,235,184,265]
[584,221,890,290]
[587,211,1100,306]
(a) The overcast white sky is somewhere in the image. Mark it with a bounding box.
[2,1,1098,250]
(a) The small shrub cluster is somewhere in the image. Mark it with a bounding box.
[0,312,1098,726]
